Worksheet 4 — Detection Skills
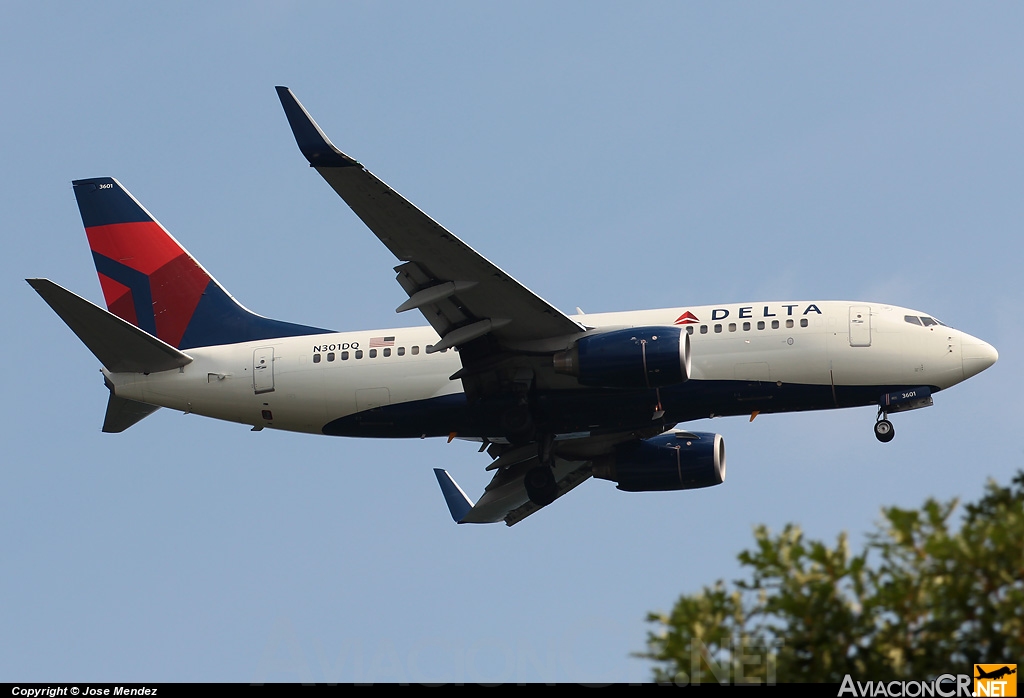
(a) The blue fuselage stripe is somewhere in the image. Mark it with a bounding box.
[322,380,942,439]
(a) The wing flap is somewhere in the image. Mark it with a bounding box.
[503,463,593,526]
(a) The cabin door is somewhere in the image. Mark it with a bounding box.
[849,306,871,347]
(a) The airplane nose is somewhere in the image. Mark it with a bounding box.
[961,334,998,380]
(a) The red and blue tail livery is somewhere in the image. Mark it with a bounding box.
[74,177,327,350]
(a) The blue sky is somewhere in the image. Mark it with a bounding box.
[2,3,1021,683]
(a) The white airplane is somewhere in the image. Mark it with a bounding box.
[28,87,999,526]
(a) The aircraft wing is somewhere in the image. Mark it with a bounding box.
[276,87,584,354]
[277,87,620,525]
[435,456,592,526]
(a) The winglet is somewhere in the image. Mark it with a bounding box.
[433,469,474,523]
[275,86,360,168]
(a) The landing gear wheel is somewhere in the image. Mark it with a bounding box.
[500,405,534,444]
[524,465,558,507]
[874,419,895,443]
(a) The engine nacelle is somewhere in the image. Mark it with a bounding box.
[593,430,726,492]
[552,326,691,389]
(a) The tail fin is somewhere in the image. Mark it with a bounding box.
[74,177,329,349]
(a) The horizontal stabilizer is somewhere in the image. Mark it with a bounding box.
[102,392,160,433]
[27,278,193,373]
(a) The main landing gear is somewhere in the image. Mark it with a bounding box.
[524,434,558,507]
[524,465,557,506]
[874,409,895,443]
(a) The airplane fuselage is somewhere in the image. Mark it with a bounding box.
[105,300,991,440]
[31,88,1000,523]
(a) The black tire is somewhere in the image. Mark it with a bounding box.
[500,405,534,444]
[524,465,557,507]
[874,419,895,443]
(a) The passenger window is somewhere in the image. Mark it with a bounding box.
[786,319,794,328]
[800,318,808,328]
[728,323,737,332]
[327,352,335,362]
[355,350,363,359]
[771,320,780,329]
[714,324,723,333]
[757,321,765,330]
[397,347,405,356]
[369,349,377,358]
[686,326,694,335]
[411,346,420,355]
[742,322,750,331]
[700,325,708,334]
[383,348,391,357]
[341,351,349,360]
[313,353,321,364]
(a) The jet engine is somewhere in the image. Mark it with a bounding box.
[552,326,691,389]
[592,430,725,492]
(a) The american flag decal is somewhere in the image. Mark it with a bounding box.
[369,336,395,348]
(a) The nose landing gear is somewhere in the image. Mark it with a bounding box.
[873,387,934,443]
[874,409,895,443]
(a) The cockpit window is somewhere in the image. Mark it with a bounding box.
[905,315,947,327]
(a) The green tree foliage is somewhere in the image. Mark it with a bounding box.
[639,472,1024,684]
